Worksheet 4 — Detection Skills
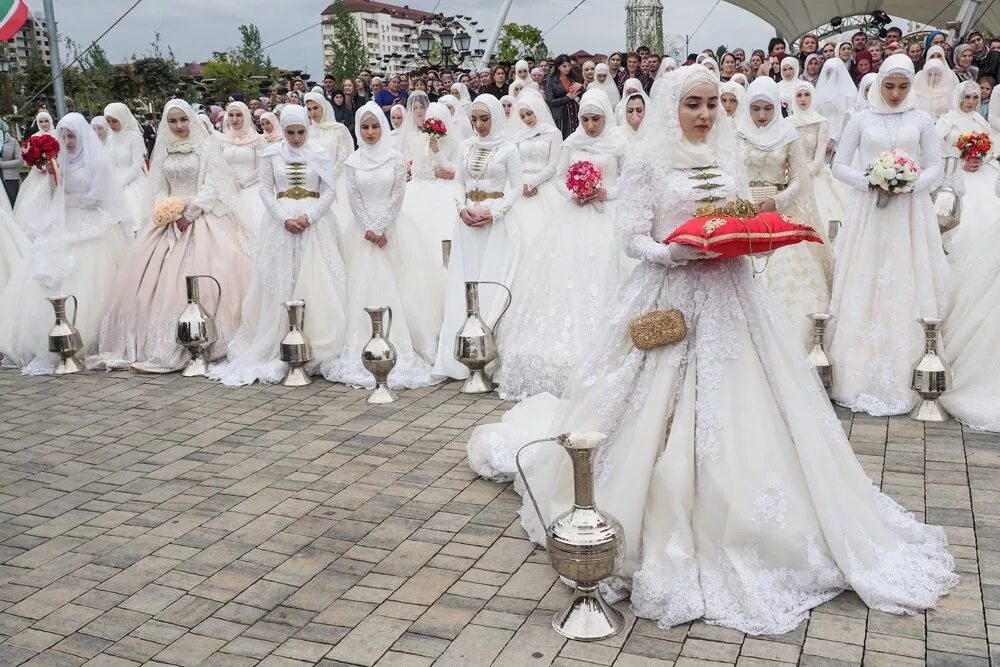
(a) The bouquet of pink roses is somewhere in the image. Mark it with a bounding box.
[566,160,602,203]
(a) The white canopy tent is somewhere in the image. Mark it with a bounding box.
[724,0,1000,40]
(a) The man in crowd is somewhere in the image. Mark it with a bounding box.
[885,26,903,44]
[852,31,869,53]
[968,30,999,80]
[323,75,337,105]
[907,41,924,67]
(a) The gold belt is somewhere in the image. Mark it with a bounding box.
[466,189,504,203]
[277,186,320,200]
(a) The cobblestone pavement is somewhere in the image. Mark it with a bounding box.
[0,369,997,667]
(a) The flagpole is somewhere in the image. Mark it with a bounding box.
[42,0,66,117]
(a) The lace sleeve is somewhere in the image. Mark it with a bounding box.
[258,155,283,223]
[121,134,145,185]
[617,159,680,267]
[913,112,944,194]
[776,140,807,209]
[832,114,868,191]
[522,133,562,188]
[335,125,353,167]
[454,142,468,214]
[433,140,456,173]
[554,145,573,201]
[603,154,625,200]
[493,145,523,224]
[305,173,336,224]
[346,163,404,234]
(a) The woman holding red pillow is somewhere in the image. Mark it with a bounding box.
[467,64,956,636]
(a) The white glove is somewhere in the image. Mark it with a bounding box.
[668,243,720,265]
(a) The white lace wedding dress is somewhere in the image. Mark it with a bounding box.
[106,127,151,237]
[221,141,264,248]
[467,159,957,635]
[829,109,947,415]
[738,138,832,348]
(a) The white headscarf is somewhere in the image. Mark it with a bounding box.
[588,63,621,108]
[990,86,1000,132]
[345,102,398,171]
[914,57,957,118]
[56,112,119,210]
[632,64,744,174]
[736,76,800,150]
[438,94,471,139]
[814,58,856,125]
[777,56,801,110]
[508,79,527,98]
[219,101,263,146]
[509,90,559,144]
[616,88,650,126]
[34,111,54,136]
[935,80,992,153]
[720,80,746,118]
[304,91,338,129]
[562,89,627,156]
[261,103,336,188]
[856,73,878,111]
[401,91,431,157]
[868,54,916,114]
[468,94,509,149]
[259,112,282,143]
[788,81,826,127]
[450,82,472,110]
[514,59,537,89]
[90,116,109,144]
[103,102,142,136]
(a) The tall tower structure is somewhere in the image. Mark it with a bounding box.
[626,0,664,54]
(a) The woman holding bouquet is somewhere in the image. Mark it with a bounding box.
[736,77,831,348]
[87,99,250,373]
[400,93,463,244]
[209,105,346,386]
[829,54,947,416]
[218,101,265,249]
[103,103,151,239]
[0,113,127,373]
[13,111,57,232]
[466,65,956,632]
[494,89,629,400]
[322,102,442,389]
[432,93,524,381]
[935,80,999,244]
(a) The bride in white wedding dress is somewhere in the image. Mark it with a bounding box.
[466,64,956,635]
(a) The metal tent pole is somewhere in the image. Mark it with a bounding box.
[480,0,515,68]
[42,0,66,117]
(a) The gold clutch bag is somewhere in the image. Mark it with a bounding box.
[629,309,688,351]
[748,180,780,204]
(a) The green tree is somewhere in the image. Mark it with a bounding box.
[234,24,271,74]
[496,23,546,63]
[134,56,179,110]
[325,0,367,80]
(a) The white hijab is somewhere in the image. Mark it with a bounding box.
[777,56,801,109]
[90,116,109,144]
[345,102,398,171]
[720,80,746,118]
[509,90,559,144]
[935,80,992,151]
[856,73,878,111]
[562,89,626,156]
[914,57,958,118]
[814,58,857,121]
[34,111,54,137]
[788,81,826,127]
[588,63,621,108]
[261,103,336,188]
[218,101,263,147]
[104,102,142,136]
[56,112,118,209]
[468,94,509,150]
[304,91,339,130]
[736,76,800,150]
[514,59,538,89]
[439,94,471,139]
[616,88,650,126]
[869,54,916,114]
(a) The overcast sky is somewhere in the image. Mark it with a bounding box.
[47,0,779,76]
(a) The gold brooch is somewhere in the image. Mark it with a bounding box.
[694,197,759,218]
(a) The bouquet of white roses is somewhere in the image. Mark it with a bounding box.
[865,149,920,195]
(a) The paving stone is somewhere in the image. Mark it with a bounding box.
[153,632,227,667]
[324,615,411,666]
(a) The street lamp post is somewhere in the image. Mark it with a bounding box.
[417,18,473,69]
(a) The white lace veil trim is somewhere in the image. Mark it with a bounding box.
[936,79,992,140]
[468,94,508,149]
[868,54,916,114]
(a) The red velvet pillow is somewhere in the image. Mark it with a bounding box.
[664,211,823,259]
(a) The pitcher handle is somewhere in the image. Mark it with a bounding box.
[478,281,512,331]
[194,275,223,319]
[514,436,561,533]
[67,295,78,327]
[385,306,392,341]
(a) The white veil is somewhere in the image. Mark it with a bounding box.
[814,58,856,139]
[914,58,958,119]
[588,63,621,108]
[508,90,560,144]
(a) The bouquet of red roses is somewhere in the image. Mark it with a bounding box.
[419,118,447,137]
[956,131,991,160]
[566,160,602,202]
[22,134,60,171]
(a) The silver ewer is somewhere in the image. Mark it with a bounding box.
[280,300,313,386]
[176,275,221,377]
[806,312,833,391]
[910,317,951,422]
[517,432,625,641]
[441,240,452,268]
[931,157,962,235]
[827,220,841,244]
[46,295,84,375]
[454,281,512,394]
[361,306,398,404]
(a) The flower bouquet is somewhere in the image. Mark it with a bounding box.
[21,134,60,184]
[566,160,603,209]
[956,131,992,161]
[865,149,920,208]
[153,197,186,228]
[419,118,448,138]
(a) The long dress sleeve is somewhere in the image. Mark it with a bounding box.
[603,155,625,200]
[346,162,405,235]
[775,140,807,209]
[554,146,574,201]
[617,159,681,267]
[493,145,523,224]
[810,121,830,175]
[546,78,574,108]
[832,114,869,191]
[453,142,468,214]
[258,155,282,223]
[120,134,146,186]
[912,113,944,194]
[304,176,335,224]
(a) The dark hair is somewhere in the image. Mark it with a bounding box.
[751,49,766,60]
[324,75,335,81]
[852,31,867,40]
[978,75,996,86]
[551,54,581,83]
[767,37,785,54]
[492,65,507,77]
[637,45,650,52]
[721,52,736,65]
[992,37,1000,45]
[886,26,902,37]
[967,30,984,41]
